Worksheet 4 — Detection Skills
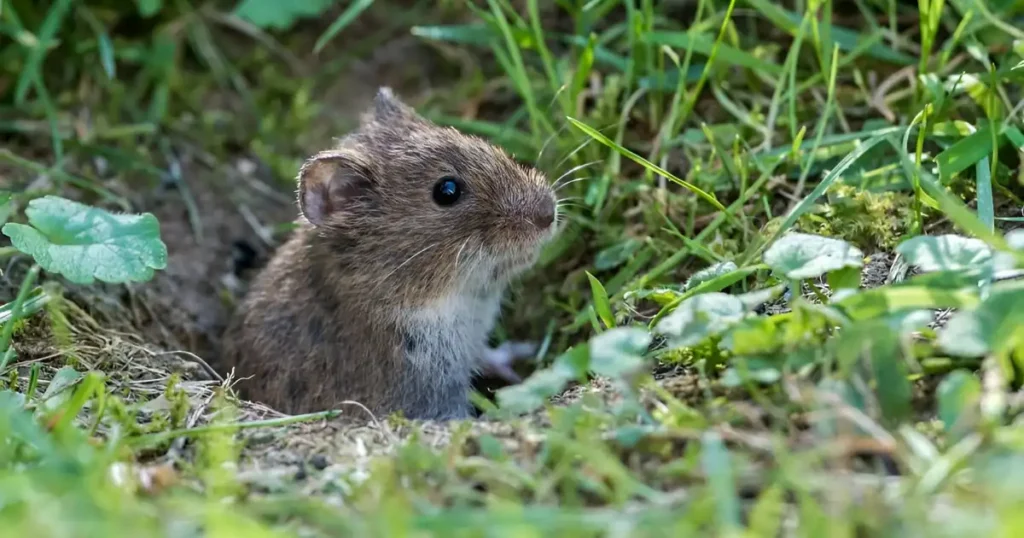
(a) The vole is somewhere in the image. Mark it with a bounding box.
[220,88,557,420]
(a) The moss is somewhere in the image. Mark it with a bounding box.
[797,183,915,251]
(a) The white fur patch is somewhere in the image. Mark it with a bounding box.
[402,289,503,376]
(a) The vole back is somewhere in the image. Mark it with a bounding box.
[220,88,556,419]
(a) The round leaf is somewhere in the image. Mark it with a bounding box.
[684,261,738,291]
[2,196,168,285]
[588,327,651,377]
[993,229,1024,273]
[655,292,747,347]
[594,238,643,271]
[937,287,1024,357]
[763,232,863,280]
[895,234,992,272]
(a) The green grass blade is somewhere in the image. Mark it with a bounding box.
[567,118,727,213]
[976,155,994,232]
[646,31,783,76]
[702,432,741,532]
[746,0,916,65]
[314,0,374,53]
[936,124,999,182]
[14,0,74,104]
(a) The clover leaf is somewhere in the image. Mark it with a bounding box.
[763,232,863,280]
[2,196,168,285]
[655,292,747,347]
[895,234,992,273]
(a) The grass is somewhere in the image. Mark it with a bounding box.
[2,0,1024,536]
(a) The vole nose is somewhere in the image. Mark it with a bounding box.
[530,197,556,229]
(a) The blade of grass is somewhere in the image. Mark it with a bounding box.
[128,409,344,448]
[567,117,728,213]
[645,31,783,76]
[0,265,41,373]
[13,0,74,104]
[313,0,374,54]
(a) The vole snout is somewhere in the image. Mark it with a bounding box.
[528,194,556,230]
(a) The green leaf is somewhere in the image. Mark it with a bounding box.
[314,0,375,53]
[827,266,861,292]
[39,365,83,411]
[233,0,335,30]
[655,293,747,347]
[0,191,11,227]
[594,238,643,271]
[494,346,588,415]
[684,261,739,291]
[937,370,981,444]
[833,321,911,422]
[588,327,651,378]
[935,124,997,182]
[701,432,741,532]
[869,332,913,423]
[895,234,993,272]
[937,287,1024,357]
[720,316,782,355]
[2,195,168,285]
[736,285,785,310]
[134,0,163,17]
[721,359,781,387]
[649,264,761,329]
[994,229,1024,273]
[747,483,786,538]
[763,232,863,280]
[586,271,615,329]
[411,24,495,45]
[836,285,979,320]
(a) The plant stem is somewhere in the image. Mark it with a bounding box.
[0,264,41,373]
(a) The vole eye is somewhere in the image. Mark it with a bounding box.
[432,176,462,206]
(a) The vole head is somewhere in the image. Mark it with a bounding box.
[298,88,557,302]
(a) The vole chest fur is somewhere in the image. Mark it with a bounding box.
[402,287,503,369]
[395,287,503,418]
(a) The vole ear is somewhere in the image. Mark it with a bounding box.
[297,151,371,226]
[372,87,417,124]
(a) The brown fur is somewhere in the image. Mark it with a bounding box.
[220,88,556,419]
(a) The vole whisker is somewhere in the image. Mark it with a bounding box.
[454,237,471,268]
[554,176,592,192]
[377,242,439,287]
[550,120,616,173]
[551,160,601,190]
[536,122,571,168]
[551,137,595,173]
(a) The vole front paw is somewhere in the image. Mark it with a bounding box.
[479,341,538,384]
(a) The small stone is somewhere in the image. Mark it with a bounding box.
[309,454,329,470]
